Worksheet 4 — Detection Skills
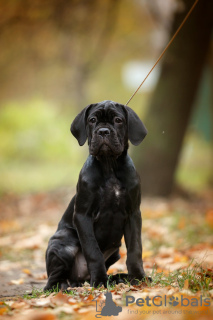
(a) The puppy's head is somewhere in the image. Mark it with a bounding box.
[71,100,147,158]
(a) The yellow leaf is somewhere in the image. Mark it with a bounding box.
[0,306,8,315]
[22,268,32,276]
[184,279,189,289]
[0,303,8,315]
[142,251,153,258]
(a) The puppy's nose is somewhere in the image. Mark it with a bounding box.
[98,128,110,136]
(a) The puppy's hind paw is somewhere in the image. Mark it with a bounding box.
[146,276,152,283]
[68,281,83,288]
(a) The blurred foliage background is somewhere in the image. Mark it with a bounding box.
[0,0,212,196]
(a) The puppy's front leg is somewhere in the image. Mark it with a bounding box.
[74,199,107,288]
[124,210,147,284]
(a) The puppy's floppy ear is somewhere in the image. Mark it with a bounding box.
[70,104,93,146]
[125,106,147,146]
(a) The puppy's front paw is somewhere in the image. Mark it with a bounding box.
[90,275,108,288]
[129,274,152,285]
[108,273,128,285]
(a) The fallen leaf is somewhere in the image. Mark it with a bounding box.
[10,278,24,285]
[29,297,52,308]
[0,302,8,315]
[68,297,78,304]
[50,291,70,306]
[14,235,43,250]
[11,301,28,309]
[27,311,56,320]
[184,279,189,289]
[52,305,74,315]
[22,269,32,276]
[173,254,189,262]
[34,273,47,280]
[142,251,153,258]
[206,209,213,228]
[83,294,94,302]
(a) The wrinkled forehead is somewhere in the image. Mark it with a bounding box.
[87,100,126,120]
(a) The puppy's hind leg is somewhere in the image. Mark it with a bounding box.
[44,229,79,291]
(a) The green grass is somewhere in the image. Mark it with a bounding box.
[23,281,108,300]
[147,262,213,295]
[23,287,53,300]
[23,285,76,300]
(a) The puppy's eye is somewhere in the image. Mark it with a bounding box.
[89,117,96,124]
[115,117,122,124]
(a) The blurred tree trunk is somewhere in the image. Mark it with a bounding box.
[135,0,213,197]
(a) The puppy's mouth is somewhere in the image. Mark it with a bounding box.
[99,142,111,151]
[90,140,120,158]
[97,142,113,155]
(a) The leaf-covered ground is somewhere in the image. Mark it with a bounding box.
[0,189,213,319]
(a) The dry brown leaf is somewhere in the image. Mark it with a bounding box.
[50,291,70,306]
[206,209,213,228]
[34,273,47,280]
[76,287,88,294]
[83,294,94,302]
[68,297,78,304]
[11,301,29,309]
[26,311,56,320]
[29,297,52,308]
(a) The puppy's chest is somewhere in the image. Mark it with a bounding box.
[99,177,127,209]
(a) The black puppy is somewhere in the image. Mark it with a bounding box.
[44,100,148,290]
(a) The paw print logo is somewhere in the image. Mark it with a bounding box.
[169,296,179,307]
